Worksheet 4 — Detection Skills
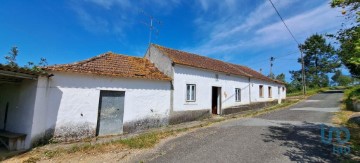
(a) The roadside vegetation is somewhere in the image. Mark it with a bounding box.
[333,85,360,160]
[287,87,329,97]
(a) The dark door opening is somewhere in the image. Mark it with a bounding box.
[212,87,221,114]
[96,91,125,136]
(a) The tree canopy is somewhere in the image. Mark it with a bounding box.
[290,34,340,88]
[331,0,360,77]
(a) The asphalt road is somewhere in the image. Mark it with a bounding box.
[134,92,343,163]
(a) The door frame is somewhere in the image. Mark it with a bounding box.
[211,86,222,115]
[96,90,126,136]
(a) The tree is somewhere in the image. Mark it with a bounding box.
[4,47,19,67]
[275,73,285,82]
[288,70,303,93]
[331,70,352,86]
[331,0,359,21]
[2,46,47,72]
[298,34,340,88]
[330,0,360,77]
[333,26,360,77]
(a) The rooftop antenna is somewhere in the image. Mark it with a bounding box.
[270,56,275,78]
[139,9,161,46]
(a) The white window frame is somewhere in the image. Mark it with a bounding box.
[235,88,241,102]
[186,84,196,102]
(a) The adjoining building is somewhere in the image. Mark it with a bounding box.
[145,44,286,123]
[0,53,172,149]
[0,44,286,150]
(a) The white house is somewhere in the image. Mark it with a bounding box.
[145,44,286,123]
[0,45,286,151]
[0,53,171,149]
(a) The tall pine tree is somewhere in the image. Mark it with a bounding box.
[291,34,340,88]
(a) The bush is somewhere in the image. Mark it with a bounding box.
[344,85,360,111]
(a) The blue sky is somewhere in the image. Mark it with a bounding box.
[0,0,346,81]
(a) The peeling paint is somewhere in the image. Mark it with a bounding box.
[123,116,168,133]
[169,110,210,125]
[53,122,96,142]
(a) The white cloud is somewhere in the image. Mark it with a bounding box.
[84,0,131,10]
[187,1,344,56]
[70,0,182,36]
[210,0,296,41]
[72,6,110,34]
[255,3,344,45]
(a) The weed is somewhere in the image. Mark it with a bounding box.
[23,156,40,163]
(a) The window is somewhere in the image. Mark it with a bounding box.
[235,88,241,101]
[259,85,264,98]
[282,87,285,92]
[186,84,196,101]
[268,86,272,98]
[278,86,280,95]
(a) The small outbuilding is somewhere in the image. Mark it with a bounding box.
[0,53,172,149]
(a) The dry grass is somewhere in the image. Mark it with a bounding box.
[16,100,301,163]
[18,128,195,162]
[333,86,360,161]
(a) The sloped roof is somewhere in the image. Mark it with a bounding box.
[228,63,284,84]
[44,52,171,81]
[0,64,46,76]
[152,44,251,77]
[0,64,46,83]
[153,44,285,84]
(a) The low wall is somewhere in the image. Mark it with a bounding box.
[222,100,280,115]
[169,110,211,125]
[123,117,169,133]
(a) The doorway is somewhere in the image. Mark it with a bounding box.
[96,90,125,136]
[212,87,221,114]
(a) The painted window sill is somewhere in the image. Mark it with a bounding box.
[184,102,198,105]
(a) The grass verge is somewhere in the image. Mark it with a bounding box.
[287,87,329,97]
[19,100,300,163]
[333,85,360,161]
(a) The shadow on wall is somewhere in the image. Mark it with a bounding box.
[31,87,62,146]
[222,85,249,104]
[261,122,339,162]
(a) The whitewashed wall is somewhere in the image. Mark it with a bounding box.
[249,78,285,102]
[43,72,171,139]
[173,65,251,112]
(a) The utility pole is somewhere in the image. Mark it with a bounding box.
[268,0,306,95]
[270,57,275,79]
[299,48,306,95]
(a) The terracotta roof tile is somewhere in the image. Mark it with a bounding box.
[153,44,251,77]
[0,64,47,76]
[228,63,285,84]
[153,44,284,84]
[44,52,171,81]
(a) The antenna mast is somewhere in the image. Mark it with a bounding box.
[270,56,275,78]
[139,10,161,45]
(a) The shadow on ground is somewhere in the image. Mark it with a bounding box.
[262,122,339,162]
